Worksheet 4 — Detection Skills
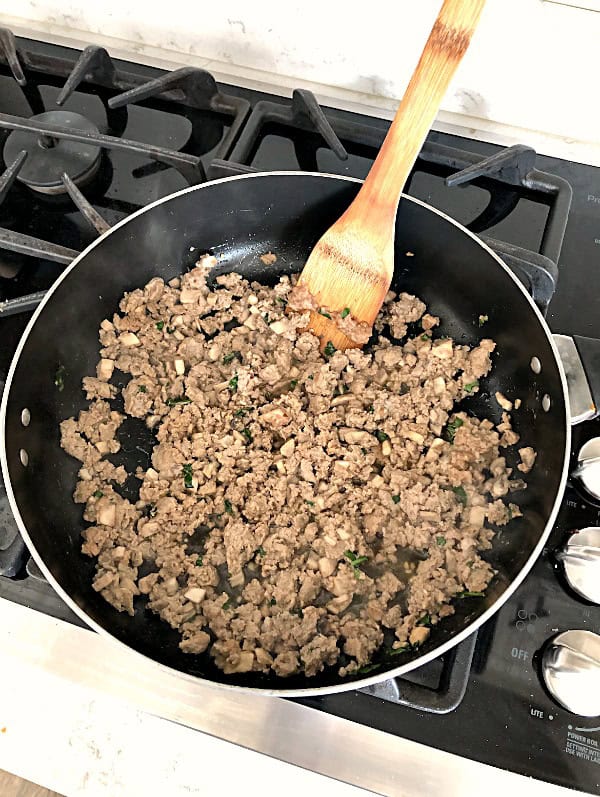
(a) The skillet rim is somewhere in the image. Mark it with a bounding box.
[0,170,571,697]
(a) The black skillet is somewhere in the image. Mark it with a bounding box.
[2,172,599,696]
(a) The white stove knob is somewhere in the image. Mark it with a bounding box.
[557,528,600,604]
[572,437,600,500]
[542,630,600,716]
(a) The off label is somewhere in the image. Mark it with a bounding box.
[511,647,529,661]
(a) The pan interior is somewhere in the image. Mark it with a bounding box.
[2,174,567,694]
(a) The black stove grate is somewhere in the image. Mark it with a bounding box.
[218,94,572,314]
[0,27,250,314]
[360,631,477,713]
[0,29,571,319]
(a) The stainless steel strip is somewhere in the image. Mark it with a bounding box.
[0,599,581,797]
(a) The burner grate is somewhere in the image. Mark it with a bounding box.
[359,632,477,714]
[0,27,250,315]
[219,95,571,314]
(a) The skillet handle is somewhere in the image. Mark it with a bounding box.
[554,334,600,424]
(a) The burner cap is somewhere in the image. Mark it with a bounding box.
[3,111,101,195]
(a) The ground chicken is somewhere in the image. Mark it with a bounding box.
[60,257,535,679]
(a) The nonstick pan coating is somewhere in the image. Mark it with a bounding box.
[1,173,569,695]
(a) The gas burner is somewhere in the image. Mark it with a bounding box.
[2,110,101,195]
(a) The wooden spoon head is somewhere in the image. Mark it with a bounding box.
[297,220,394,350]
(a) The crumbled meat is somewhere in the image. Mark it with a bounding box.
[287,285,371,345]
[60,263,535,679]
[260,252,277,266]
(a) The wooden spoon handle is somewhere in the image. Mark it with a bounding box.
[342,0,486,241]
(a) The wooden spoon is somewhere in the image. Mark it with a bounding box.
[296,0,486,350]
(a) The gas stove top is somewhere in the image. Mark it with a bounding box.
[1,29,599,796]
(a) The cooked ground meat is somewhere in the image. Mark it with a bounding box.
[60,254,533,679]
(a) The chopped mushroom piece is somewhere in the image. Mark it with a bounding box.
[318,557,337,577]
[118,332,141,347]
[518,446,537,473]
[96,501,116,527]
[431,339,453,359]
[184,587,207,604]
[97,358,115,381]
[495,391,513,411]
[280,439,295,457]
[409,626,431,646]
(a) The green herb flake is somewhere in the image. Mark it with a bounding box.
[341,307,351,319]
[344,549,369,578]
[319,308,332,319]
[323,341,337,357]
[308,374,314,380]
[241,427,253,443]
[420,333,431,341]
[156,321,164,331]
[166,326,175,334]
[138,385,147,393]
[389,645,410,656]
[392,495,401,504]
[276,297,287,306]
[464,380,479,394]
[445,417,464,443]
[224,499,234,515]
[290,379,298,389]
[167,395,191,407]
[452,485,468,506]
[478,314,489,327]
[195,556,203,567]
[256,546,266,557]
[182,463,194,489]
[374,429,389,443]
[228,374,239,393]
[292,607,304,618]
[436,535,446,546]
[54,364,66,391]
[358,663,381,675]
[269,598,277,606]
[366,404,375,414]
[458,590,485,598]
[416,613,432,627]
[222,598,233,610]
[234,406,253,417]
[305,500,315,507]
[360,447,368,455]
[93,490,104,499]
[223,351,242,365]
[263,312,270,324]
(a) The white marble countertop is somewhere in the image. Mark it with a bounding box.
[0,600,371,797]
[1,1,600,165]
[0,599,584,797]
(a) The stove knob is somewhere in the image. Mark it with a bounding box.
[542,630,600,716]
[572,437,600,500]
[557,527,600,604]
